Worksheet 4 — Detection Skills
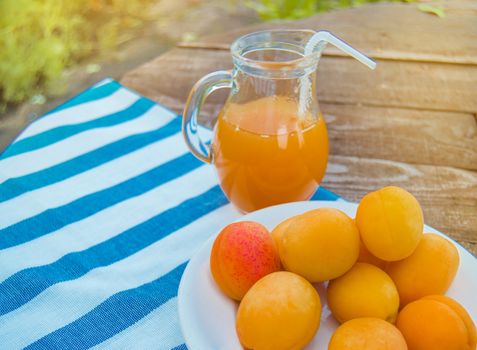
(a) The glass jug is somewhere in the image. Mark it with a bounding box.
[183,30,359,213]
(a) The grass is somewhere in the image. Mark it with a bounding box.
[0,0,440,108]
[246,0,414,21]
[0,0,155,108]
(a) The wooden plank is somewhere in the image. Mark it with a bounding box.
[431,0,477,15]
[122,48,477,113]
[123,55,477,255]
[121,28,477,255]
[178,3,477,65]
[321,103,477,171]
[120,48,234,115]
[123,56,477,170]
[121,48,477,170]
[323,155,477,256]
[317,56,477,113]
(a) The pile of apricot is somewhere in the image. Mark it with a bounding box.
[209,186,476,350]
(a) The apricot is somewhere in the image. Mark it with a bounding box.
[386,233,460,307]
[422,295,476,350]
[328,317,408,350]
[396,298,473,350]
[356,186,424,261]
[327,263,400,323]
[279,208,360,282]
[210,221,280,300]
[236,271,321,350]
[357,238,387,270]
[270,215,298,252]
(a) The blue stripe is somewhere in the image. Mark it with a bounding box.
[43,80,120,115]
[0,98,153,159]
[0,117,182,202]
[171,344,188,350]
[0,153,201,249]
[0,81,122,160]
[0,185,228,316]
[24,263,187,350]
[312,186,340,201]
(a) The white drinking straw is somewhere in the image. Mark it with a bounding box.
[304,30,376,69]
[298,31,376,117]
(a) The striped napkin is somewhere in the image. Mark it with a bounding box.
[0,78,340,349]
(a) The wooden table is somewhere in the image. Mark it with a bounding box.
[121,2,477,255]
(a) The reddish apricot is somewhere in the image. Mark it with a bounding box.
[210,221,280,300]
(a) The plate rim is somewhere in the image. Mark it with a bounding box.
[178,200,477,350]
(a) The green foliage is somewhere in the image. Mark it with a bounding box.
[247,0,410,21]
[246,0,318,20]
[417,3,445,18]
[0,0,155,106]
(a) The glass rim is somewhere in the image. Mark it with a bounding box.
[230,29,320,71]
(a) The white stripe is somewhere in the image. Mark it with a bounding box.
[0,164,212,282]
[91,298,184,350]
[0,104,175,183]
[1,203,238,349]
[0,132,186,229]
[16,89,139,140]
[92,78,114,88]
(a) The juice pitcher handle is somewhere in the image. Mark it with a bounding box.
[182,70,232,164]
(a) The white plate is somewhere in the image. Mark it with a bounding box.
[178,201,477,350]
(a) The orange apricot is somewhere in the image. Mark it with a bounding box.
[357,238,387,270]
[396,298,471,350]
[327,263,400,323]
[422,295,476,350]
[236,271,321,350]
[279,208,360,282]
[356,186,423,261]
[270,215,298,252]
[386,233,460,307]
[210,221,280,301]
[328,317,408,350]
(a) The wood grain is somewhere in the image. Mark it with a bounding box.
[123,48,477,113]
[323,155,477,253]
[179,2,477,65]
[121,48,477,170]
[321,103,477,171]
[120,1,477,255]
